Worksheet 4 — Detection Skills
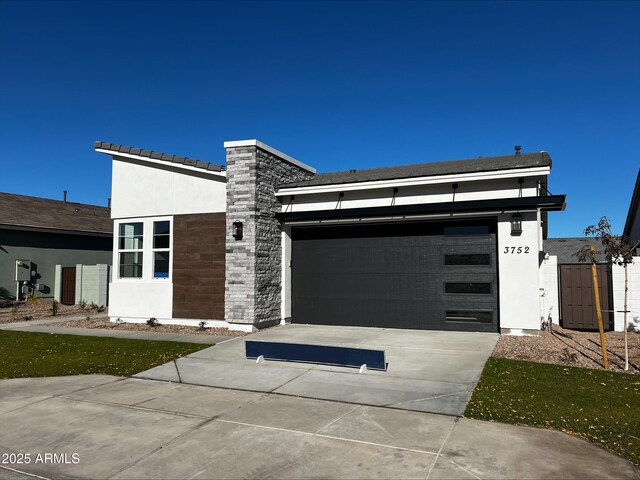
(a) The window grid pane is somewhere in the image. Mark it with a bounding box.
[445,283,491,294]
[119,251,143,278]
[154,252,170,278]
[445,254,491,266]
[119,222,144,251]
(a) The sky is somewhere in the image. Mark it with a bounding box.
[1,1,638,237]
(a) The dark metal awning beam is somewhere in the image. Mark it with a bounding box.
[276,195,566,222]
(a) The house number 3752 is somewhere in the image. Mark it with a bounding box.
[504,246,530,254]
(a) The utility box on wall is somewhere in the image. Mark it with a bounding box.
[15,260,31,282]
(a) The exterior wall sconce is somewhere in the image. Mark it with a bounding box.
[510,214,523,236]
[232,221,243,240]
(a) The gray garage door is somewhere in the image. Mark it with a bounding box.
[291,220,498,332]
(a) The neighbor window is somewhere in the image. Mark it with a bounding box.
[445,254,491,266]
[118,222,143,278]
[153,220,171,278]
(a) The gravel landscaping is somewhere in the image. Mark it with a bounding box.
[493,325,640,373]
[0,299,94,325]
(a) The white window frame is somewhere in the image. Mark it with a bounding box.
[117,222,144,279]
[152,219,172,280]
[114,216,173,281]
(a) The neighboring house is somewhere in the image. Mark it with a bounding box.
[542,237,610,331]
[624,169,640,246]
[543,171,640,332]
[0,192,112,303]
[96,140,566,334]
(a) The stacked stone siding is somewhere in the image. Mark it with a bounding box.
[225,145,314,327]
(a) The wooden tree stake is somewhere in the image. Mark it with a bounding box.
[590,245,609,369]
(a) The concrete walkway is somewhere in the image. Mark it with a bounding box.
[0,375,635,479]
[137,325,498,416]
[0,316,230,345]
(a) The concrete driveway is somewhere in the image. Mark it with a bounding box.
[0,375,635,479]
[135,325,499,416]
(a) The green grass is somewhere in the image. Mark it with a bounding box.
[466,358,640,464]
[0,330,208,378]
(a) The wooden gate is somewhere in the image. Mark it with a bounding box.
[61,267,76,305]
[559,264,613,331]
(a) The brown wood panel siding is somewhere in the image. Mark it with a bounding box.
[172,213,226,320]
[559,264,613,331]
[61,267,76,305]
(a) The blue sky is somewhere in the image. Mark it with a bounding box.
[1,1,638,237]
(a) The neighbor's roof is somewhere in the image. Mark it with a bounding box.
[544,237,607,264]
[624,169,640,239]
[94,141,225,172]
[280,151,552,188]
[0,192,112,235]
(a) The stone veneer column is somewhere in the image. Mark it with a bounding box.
[224,141,315,329]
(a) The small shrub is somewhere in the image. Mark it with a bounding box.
[559,347,578,364]
[198,321,208,331]
[23,315,33,321]
[51,300,59,316]
[85,315,91,321]
[115,317,123,325]
[89,302,98,310]
[79,300,87,310]
[147,317,159,328]
[10,304,19,320]
[26,293,40,307]
[96,305,105,313]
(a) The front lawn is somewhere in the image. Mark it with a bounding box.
[0,330,207,378]
[465,357,640,464]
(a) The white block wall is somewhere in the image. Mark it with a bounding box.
[75,264,110,306]
[612,260,640,332]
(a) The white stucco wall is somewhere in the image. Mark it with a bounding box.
[109,281,173,319]
[540,255,560,326]
[496,212,543,333]
[612,260,640,332]
[109,215,173,321]
[110,157,226,219]
[108,155,227,324]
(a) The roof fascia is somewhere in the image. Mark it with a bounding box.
[623,170,640,237]
[224,139,316,174]
[276,166,551,197]
[96,149,227,179]
[0,223,112,237]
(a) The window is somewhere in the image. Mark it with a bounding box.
[153,221,170,278]
[443,225,490,236]
[445,254,491,266]
[119,223,143,278]
[445,282,491,294]
[446,310,493,323]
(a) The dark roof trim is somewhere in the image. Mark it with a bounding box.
[624,169,640,238]
[279,151,552,189]
[0,223,112,237]
[276,195,566,222]
[94,141,225,173]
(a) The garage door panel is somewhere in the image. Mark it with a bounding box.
[291,221,497,332]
